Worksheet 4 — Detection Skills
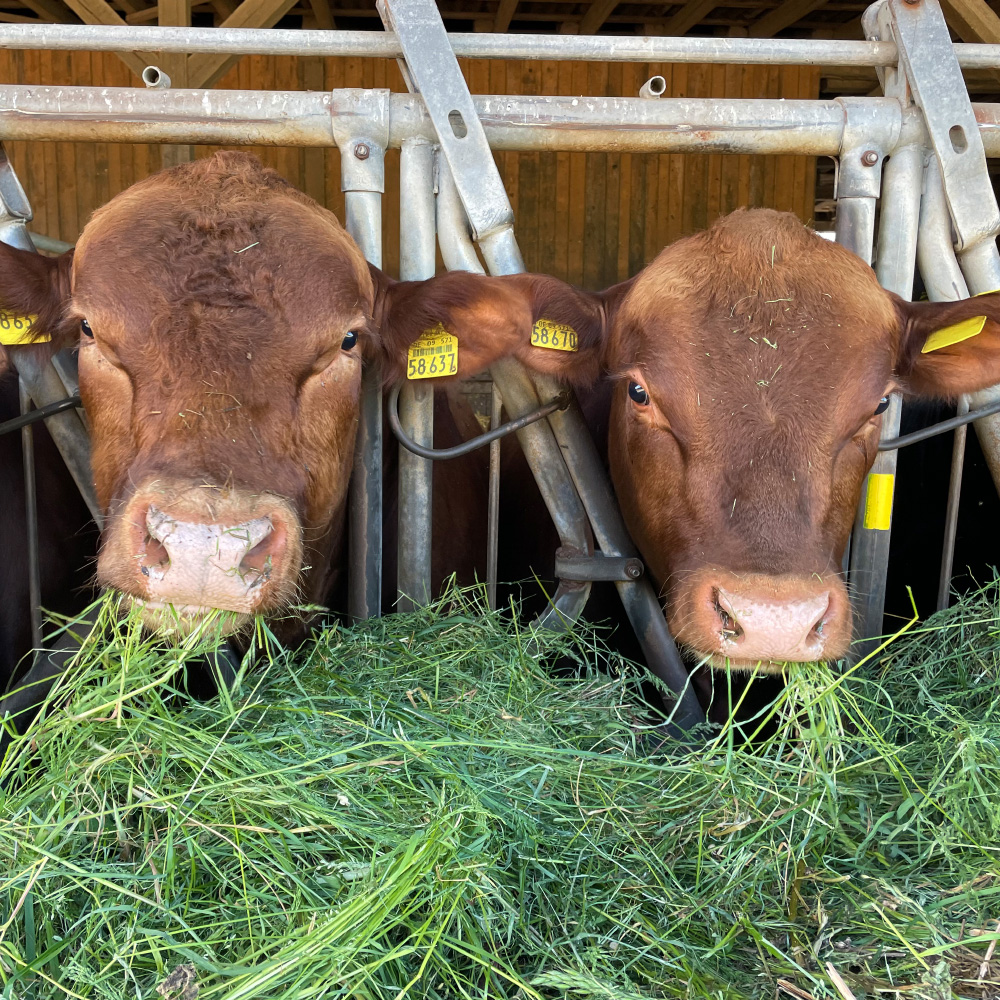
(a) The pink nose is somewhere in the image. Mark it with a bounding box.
[673,570,850,665]
[713,586,832,663]
[136,503,287,614]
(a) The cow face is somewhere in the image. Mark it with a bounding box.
[0,153,388,635]
[381,209,1000,668]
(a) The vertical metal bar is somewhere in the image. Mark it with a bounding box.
[938,394,969,611]
[396,137,436,611]
[487,383,501,610]
[346,188,384,620]
[19,378,42,652]
[917,154,971,608]
[848,142,922,645]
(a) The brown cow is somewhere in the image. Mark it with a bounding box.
[0,151,486,656]
[374,208,1000,669]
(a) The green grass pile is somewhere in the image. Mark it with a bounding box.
[1,583,999,1000]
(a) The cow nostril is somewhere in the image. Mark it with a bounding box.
[139,534,170,575]
[239,527,281,580]
[714,595,744,642]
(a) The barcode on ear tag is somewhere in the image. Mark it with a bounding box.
[531,319,578,352]
[407,323,458,380]
[0,311,45,346]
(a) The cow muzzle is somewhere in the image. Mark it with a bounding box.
[101,481,303,634]
[671,568,851,669]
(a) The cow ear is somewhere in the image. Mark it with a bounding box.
[0,242,75,371]
[896,290,1000,398]
[373,266,616,386]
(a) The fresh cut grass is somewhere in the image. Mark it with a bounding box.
[1,581,999,999]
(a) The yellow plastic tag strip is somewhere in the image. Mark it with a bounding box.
[0,311,46,346]
[863,473,894,531]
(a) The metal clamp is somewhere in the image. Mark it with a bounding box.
[555,549,644,583]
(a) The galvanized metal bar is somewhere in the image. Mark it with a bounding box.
[0,23,913,66]
[335,91,388,621]
[917,154,971,610]
[848,142,922,645]
[939,395,969,611]
[18,379,42,653]
[0,144,101,527]
[396,137,436,611]
[487,383,501,611]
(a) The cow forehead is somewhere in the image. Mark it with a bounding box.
[616,211,898,428]
[72,158,372,351]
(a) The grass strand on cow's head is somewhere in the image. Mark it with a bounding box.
[0,580,998,999]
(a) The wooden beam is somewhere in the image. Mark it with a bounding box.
[186,0,300,88]
[306,0,334,28]
[125,6,159,22]
[493,0,517,32]
[662,0,718,36]
[16,0,79,21]
[579,0,618,34]
[61,0,152,77]
[748,0,829,37]
[158,0,190,88]
[940,0,1000,42]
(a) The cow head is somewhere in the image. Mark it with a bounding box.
[0,153,409,635]
[378,209,1000,669]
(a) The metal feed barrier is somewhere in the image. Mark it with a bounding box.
[3,0,1000,731]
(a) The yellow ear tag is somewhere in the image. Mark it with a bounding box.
[921,315,987,354]
[0,310,46,346]
[407,322,458,380]
[531,319,578,352]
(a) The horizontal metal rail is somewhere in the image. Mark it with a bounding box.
[2,24,1000,70]
[5,87,1000,158]
[878,396,1000,450]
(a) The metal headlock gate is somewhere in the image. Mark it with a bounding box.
[4,0,1000,732]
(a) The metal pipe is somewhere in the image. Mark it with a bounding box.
[142,65,171,89]
[877,396,1000,449]
[0,86,865,155]
[28,232,73,255]
[0,393,80,437]
[487,384,501,611]
[10,23,1000,68]
[848,141,923,645]
[638,75,666,99]
[19,379,41,653]
[396,137,436,611]
[345,188,384,621]
[939,395,969,612]
[917,154,971,611]
[389,381,570,459]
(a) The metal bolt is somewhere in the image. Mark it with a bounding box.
[354,143,370,160]
[861,150,879,166]
[625,558,644,580]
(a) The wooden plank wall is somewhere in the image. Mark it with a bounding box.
[0,50,819,288]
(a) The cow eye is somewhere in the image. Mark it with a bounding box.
[342,330,358,351]
[80,318,94,338]
[628,381,649,405]
[874,396,890,416]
